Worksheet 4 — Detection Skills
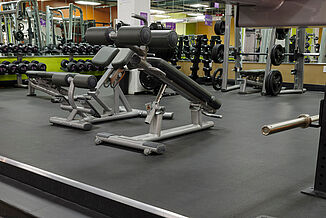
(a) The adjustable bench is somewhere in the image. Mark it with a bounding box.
[26,71,77,98]
[95,54,222,155]
[49,46,173,130]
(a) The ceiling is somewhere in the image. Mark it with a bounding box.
[100,0,225,14]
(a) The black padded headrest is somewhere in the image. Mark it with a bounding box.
[112,48,135,69]
[92,46,120,67]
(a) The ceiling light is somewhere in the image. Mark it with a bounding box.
[187,13,203,16]
[154,14,171,18]
[159,18,184,23]
[189,4,208,8]
[150,9,165,14]
[75,1,101,6]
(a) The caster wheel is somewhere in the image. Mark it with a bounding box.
[95,137,102,145]
[143,149,151,156]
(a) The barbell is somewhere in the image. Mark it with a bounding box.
[211,43,269,64]
[270,44,320,66]
[212,43,320,66]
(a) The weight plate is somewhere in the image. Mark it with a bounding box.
[265,70,283,96]
[14,31,24,41]
[212,68,223,90]
[211,44,224,63]
[139,71,161,90]
[214,20,225,35]
[271,44,284,66]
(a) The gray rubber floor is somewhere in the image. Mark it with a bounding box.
[0,86,325,218]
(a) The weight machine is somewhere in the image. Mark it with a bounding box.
[45,3,85,46]
[0,0,42,49]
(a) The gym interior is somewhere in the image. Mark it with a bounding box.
[0,0,326,217]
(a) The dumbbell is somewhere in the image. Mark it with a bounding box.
[77,44,86,54]
[93,45,101,54]
[0,63,8,74]
[61,59,77,72]
[30,45,38,54]
[12,61,28,74]
[30,60,47,71]
[70,44,78,54]
[85,44,94,55]
[18,43,28,53]
[2,61,17,74]
[0,44,8,53]
[22,60,38,71]
[7,43,14,53]
[10,44,21,54]
[85,59,96,71]
[73,60,86,72]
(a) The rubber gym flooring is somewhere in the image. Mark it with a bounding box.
[0,86,325,218]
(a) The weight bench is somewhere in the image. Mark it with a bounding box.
[49,46,173,130]
[26,71,76,99]
[95,56,222,155]
[237,69,282,95]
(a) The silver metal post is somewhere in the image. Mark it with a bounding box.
[262,27,276,95]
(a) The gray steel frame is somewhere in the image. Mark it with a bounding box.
[0,0,42,48]
[95,58,221,155]
[279,27,306,94]
[49,66,151,130]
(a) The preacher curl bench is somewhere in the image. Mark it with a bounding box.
[85,25,223,155]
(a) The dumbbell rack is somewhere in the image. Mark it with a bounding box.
[189,35,203,81]
[198,35,212,85]
[183,36,191,60]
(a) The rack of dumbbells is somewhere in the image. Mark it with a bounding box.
[0,57,47,88]
[170,37,183,70]
[198,35,212,85]
[0,43,47,87]
[189,35,204,81]
[60,58,104,73]
[183,36,191,60]
[305,33,320,63]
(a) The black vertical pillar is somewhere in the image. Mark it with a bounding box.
[302,87,326,198]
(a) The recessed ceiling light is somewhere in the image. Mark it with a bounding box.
[75,1,101,6]
[187,13,203,16]
[189,4,208,8]
[150,9,165,14]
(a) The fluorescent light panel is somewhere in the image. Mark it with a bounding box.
[154,14,171,18]
[150,9,165,14]
[189,3,208,8]
[75,1,101,6]
[187,13,203,16]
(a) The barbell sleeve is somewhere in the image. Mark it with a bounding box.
[261,114,319,136]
